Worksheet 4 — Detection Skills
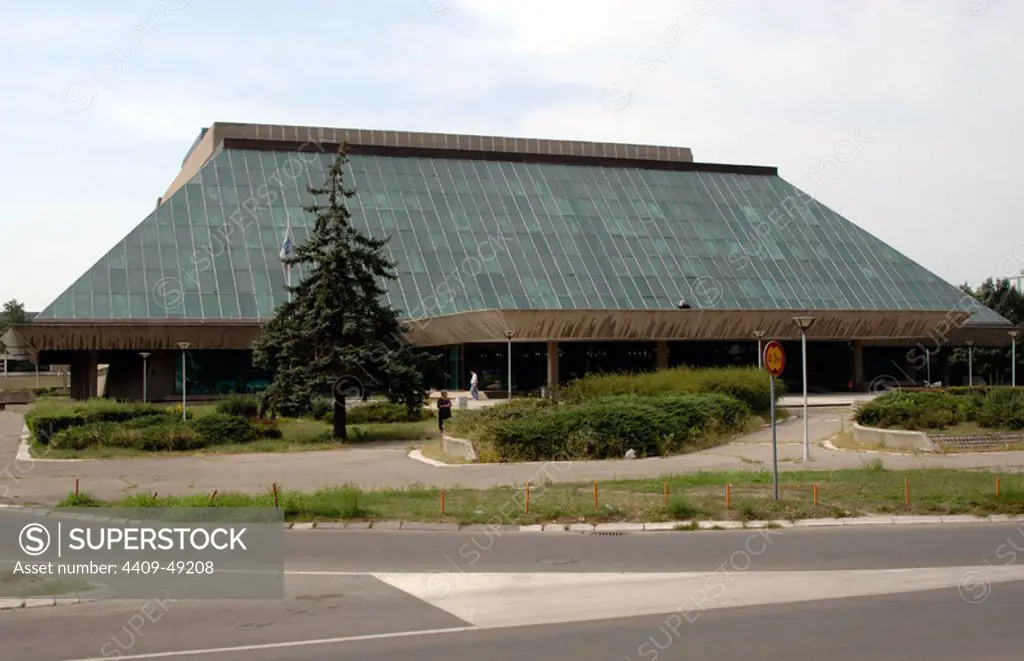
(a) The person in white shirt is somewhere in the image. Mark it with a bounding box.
[469,370,479,400]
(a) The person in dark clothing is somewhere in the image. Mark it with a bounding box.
[437,390,452,433]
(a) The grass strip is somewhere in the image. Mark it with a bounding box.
[57,465,1024,525]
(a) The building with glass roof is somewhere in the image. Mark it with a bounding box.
[12,122,1015,400]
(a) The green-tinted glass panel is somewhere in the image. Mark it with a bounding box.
[35,147,1009,325]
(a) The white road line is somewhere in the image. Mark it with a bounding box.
[57,626,477,660]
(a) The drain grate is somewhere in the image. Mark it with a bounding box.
[592,531,626,536]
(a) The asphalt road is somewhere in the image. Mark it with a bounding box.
[280,522,1024,573]
[3,523,1024,660]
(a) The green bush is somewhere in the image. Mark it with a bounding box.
[310,398,332,421]
[49,420,205,452]
[330,401,431,425]
[259,425,284,439]
[191,413,259,445]
[26,399,185,444]
[486,394,751,461]
[215,394,260,419]
[856,388,1024,431]
[975,388,1024,430]
[446,397,557,439]
[560,366,781,415]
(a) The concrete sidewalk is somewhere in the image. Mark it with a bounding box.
[4,407,1024,506]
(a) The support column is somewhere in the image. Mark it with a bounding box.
[852,341,864,391]
[546,340,560,390]
[656,340,669,370]
[938,349,949,387]
[69,351,98,401]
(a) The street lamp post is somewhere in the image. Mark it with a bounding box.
[1010,331,1019,387]
[792,316,815,462]
[503,330,515,400]
[753,330,766,370]
[139,352,150,402]
[176,342,190,420]
[966,341,975,387]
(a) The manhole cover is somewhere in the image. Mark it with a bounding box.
[536,556,579,565]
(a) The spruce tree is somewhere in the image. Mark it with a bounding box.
[253,146,438,439]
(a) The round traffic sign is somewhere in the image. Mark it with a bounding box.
[764,341,785,377]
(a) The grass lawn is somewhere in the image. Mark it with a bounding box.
[59,466,1024,525]
[0,569,93,598]
[31,417,438,459]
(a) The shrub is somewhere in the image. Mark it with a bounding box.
[310,398,332,421]
[49,420,205,452]
[331,401,431,425]
[485,393,751,461]
[975,388,1024,430]
[26,399,183,444]
[855,388,1024,431]
[446,398,557,440]
[260,426,284,439]
[215,394,260,419]
[191,413,259,445]
[560,366,781,415]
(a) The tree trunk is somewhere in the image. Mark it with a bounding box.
[333,396,347,440]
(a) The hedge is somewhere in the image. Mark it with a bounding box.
[856,388,1024,431]
[559,366,781,415]
[48,412,264,452]
[474,394,751,462]
[215,394,261,419]
[324,401,433,425]
[25,399,188,444]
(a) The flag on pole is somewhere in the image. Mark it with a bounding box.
[279,216,293,302]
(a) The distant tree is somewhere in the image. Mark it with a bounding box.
[950,278,1024,384]
[0,299,29,354]
[252,147,440,439]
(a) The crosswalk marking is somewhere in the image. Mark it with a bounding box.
[372,566,1024,628]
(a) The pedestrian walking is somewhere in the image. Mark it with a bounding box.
[470,370,479,400]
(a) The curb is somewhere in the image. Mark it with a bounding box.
[0,595,101,611]
[0,584,112,612]
[17,425,86,463]
[281,514,1023,532]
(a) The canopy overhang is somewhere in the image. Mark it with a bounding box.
[401,309,979,345]
[13,308,998,357]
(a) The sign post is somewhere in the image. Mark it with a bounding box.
[764,341,786,501]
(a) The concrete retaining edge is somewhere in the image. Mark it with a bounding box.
[440,434,477,461]
[852,422,936,452]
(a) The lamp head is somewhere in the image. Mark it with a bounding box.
[792,316,815,332]
[139,352,150,359]
[753,330,766,339]
[176,342,191,351]
[1010,330,1020,339]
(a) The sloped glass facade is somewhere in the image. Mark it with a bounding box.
[37,147,1004,323]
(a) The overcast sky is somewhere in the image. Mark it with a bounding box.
[2,0,1021,311]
